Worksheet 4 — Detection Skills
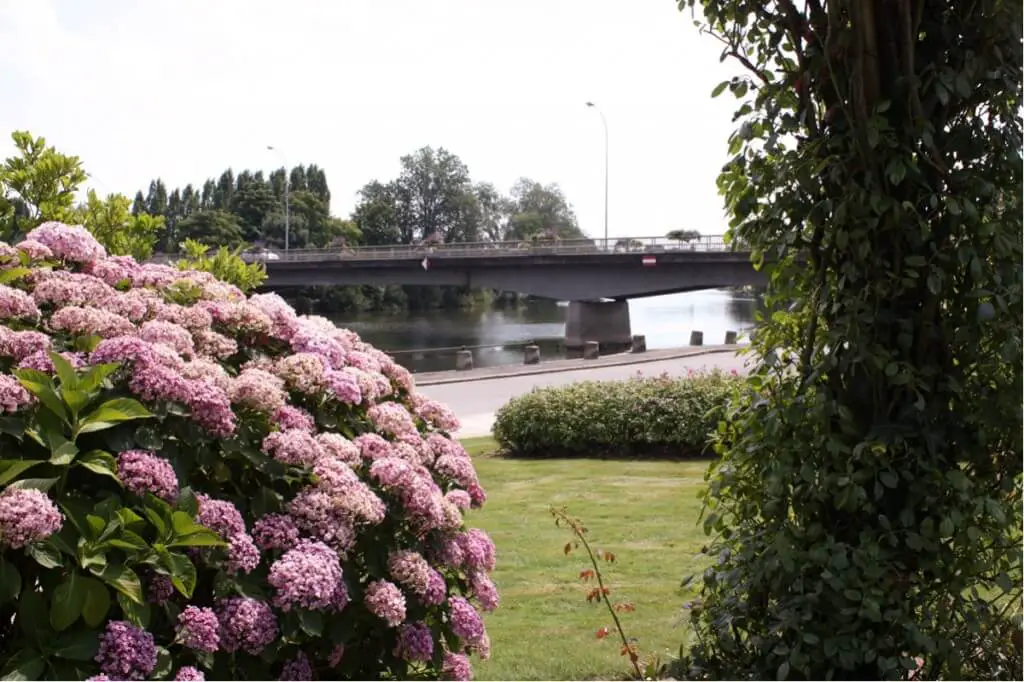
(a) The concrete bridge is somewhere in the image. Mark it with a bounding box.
[172,235,765,352]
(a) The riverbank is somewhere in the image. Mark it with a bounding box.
[419,348,752,438]
[414,344,744,386]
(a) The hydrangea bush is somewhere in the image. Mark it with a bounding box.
[0,222,497,681]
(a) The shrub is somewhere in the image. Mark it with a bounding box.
[492,369,742,458]
[0,222,496,681]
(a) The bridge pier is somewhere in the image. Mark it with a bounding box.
[564,300,633,356]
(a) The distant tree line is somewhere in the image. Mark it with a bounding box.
[0,130,589,314]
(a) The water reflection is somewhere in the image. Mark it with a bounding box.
[331,289,763,373]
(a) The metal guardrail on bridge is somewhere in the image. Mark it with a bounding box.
[150,235,743,265]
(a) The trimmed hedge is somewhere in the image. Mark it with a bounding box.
[492,369,742,458]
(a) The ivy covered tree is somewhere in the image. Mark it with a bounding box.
[676,0,1022,680]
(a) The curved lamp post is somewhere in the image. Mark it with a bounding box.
[266,145,290,251]
[585,101,609,248]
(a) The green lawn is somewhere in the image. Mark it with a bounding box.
[460,437,712,681]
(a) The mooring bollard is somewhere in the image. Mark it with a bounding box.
[455,349,473,371]
[631,335,647,353]
[583,341,600,360]
[690,330,704,346]
[523,344,541,365]
[724,330,738,345]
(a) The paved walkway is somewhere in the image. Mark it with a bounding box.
[417,347,755,438]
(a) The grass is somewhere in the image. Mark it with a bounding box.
[460,436,712,681]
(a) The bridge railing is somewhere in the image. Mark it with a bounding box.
[150,234,740,264]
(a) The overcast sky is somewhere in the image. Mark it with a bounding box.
[0,0,741,240]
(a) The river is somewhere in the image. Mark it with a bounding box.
[330,289,762,373]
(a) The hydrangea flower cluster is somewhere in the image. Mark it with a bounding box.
[0,223,496,681]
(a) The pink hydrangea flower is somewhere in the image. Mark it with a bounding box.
[0,488,63,548]
[412,394,461,431]
[272,404,315,432]
[469,571,500,611]
[230,368,287,413]
[193,329,238,359]
[15,239,53,261]
[388,550,447,606]
[49,306,135,338]
[0,374,34,413]
[364,579,406,627]
[94,620,155,680]
[316,432,361,464]
[268,539,349,612]
[117,450,179,501]
[279,652,313,681]
[32,272,116,308]
[0,329,51,360]
[140,320,195,357]
[0,284,39,320]
[252,513,300,552]
[448,596,485,646]
[26,222,106,262]
[262,429,323,467]
[174,667,205,681]
[441,652,473,681]
[367,401,418,437]
[216,597,278,655]
[176,605,220,652]
[394,621,435,663]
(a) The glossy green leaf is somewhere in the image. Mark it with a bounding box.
[80,576,112,627]
[26,540,63,569]
[51,629,100,661]
[77,398,153,434]
[0,557,22,604]
[51,572,86,631]
[95,563,143,605]
[117,591,152,629]
[0,460,45,486]
[75,450,119,482]
[49,352,79,391]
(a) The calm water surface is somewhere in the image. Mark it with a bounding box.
[331,289,761,373]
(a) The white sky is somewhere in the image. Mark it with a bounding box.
[0,0,741,240]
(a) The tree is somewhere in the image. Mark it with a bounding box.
[175,209,245,249]
[666,229,701,243]
[472,182,511,242]
[505,178,586,241]
[72,190,163,260]
[0,131,87,240]
[676,0,1022,679]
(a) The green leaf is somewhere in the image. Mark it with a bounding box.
[52,629,100,661]
[879,471,898,489]
[170,510,205,537]
[0,460,45,486]
[169,530,226,549]
[75,450,119,482]
[96,563,143,605]
[77,363,121,393]
[51,572,86,631]
[8,477,60,493]
[0,651,45,681]
[176,487,200,517]
[711,80,729,98]
[0,266,33,285]
[18,587,48,641]
[0,557,22,604]
[163,552,198,598]
[80,576,112,627]
[117,591,152,629]
[48,441,79,466]
[13,369,68,423]
[105,529,149,551]
[78,398,153,434]
[298,608,324,636]
[777,661,790,680]
[938,516,954,538]
[26,540,63,569]
[49,352,79,391]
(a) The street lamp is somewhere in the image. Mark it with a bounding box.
[585,101,609,248]
[266,145,290,251]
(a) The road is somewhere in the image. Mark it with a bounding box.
[417,350,754,438]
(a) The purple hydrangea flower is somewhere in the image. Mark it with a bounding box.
[147,574,174,604]
[442,652,473,681]
[176,605,220,652]
[216,597,278,655]
[279,652,313,681]
[268,539,348,612]
[94,620,157,680]
[394,621,435,663]
[252,513,300,552]
[116,450,179,501]
[364,580,406,628]
[448,596,485,645]
[174,667,206,681]
[0,488,63,549]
